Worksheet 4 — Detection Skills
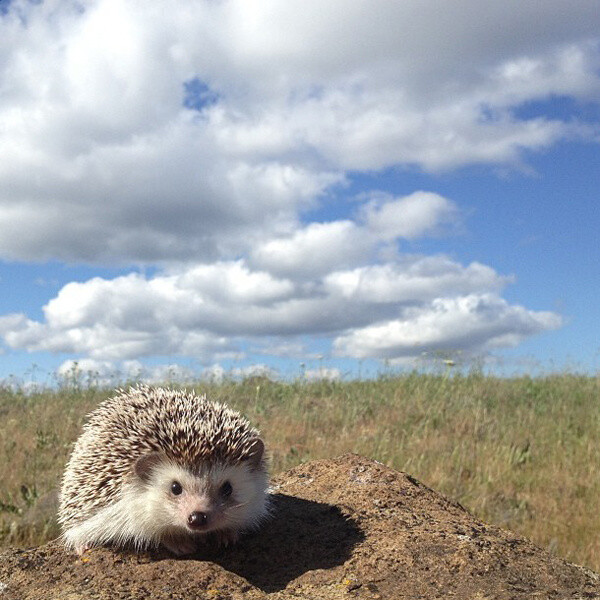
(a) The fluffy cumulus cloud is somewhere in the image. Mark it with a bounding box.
[0,199,562,364]
[333,295,562,361]
[362,192,461,241]
[0,0,599,264]
[56,358,196,386]
[0,0,595,370]
[304,368,342,382]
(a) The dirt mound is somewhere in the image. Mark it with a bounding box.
[1,454,598,599]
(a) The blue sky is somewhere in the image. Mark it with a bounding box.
[0,1,599,385]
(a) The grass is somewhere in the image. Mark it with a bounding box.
[1,372,600,571]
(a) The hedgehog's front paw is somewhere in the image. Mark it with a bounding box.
[213,528,239,548]
[161,535,198,556]
[75,543,91,556]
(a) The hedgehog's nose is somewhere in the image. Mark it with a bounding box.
[187,511,208,529]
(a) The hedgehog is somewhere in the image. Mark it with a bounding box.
[58,385,269,556]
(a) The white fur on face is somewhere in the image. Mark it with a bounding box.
[61,459,269,553]
[144,461,269,534]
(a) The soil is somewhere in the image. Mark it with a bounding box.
[0,453,598,599]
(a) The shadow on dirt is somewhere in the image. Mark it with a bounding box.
[200,493,364,592]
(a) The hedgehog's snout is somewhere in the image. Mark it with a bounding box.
[187,510,209,530]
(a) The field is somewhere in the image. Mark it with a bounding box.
[1,373,599,571]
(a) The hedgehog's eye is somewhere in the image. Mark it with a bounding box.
[171,481,183,496]
[220,481,233,498]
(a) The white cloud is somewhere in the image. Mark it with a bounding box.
[0,239,560,363]
[363,192,459,240]
[250,220,367,278]
[304,367,341,381]
[57,358,196,386]
[249,191,461,278]
[333,294,562,359]
[57,358,121,386]
[0,1,598,264]
[0,1,591,369]
[229,364,277,380]
[198,363,277,383]
[201,364,227,383]
[0,313,28,335]
[323,258,509,303]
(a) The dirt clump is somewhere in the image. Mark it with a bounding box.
[0,453,598,599]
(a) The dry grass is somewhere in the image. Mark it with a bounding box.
[1,373,600,570]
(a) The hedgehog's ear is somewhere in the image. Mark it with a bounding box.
[134,452,165,482]
[245,438,264,470]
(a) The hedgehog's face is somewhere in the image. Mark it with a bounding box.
[133,444,268,541]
